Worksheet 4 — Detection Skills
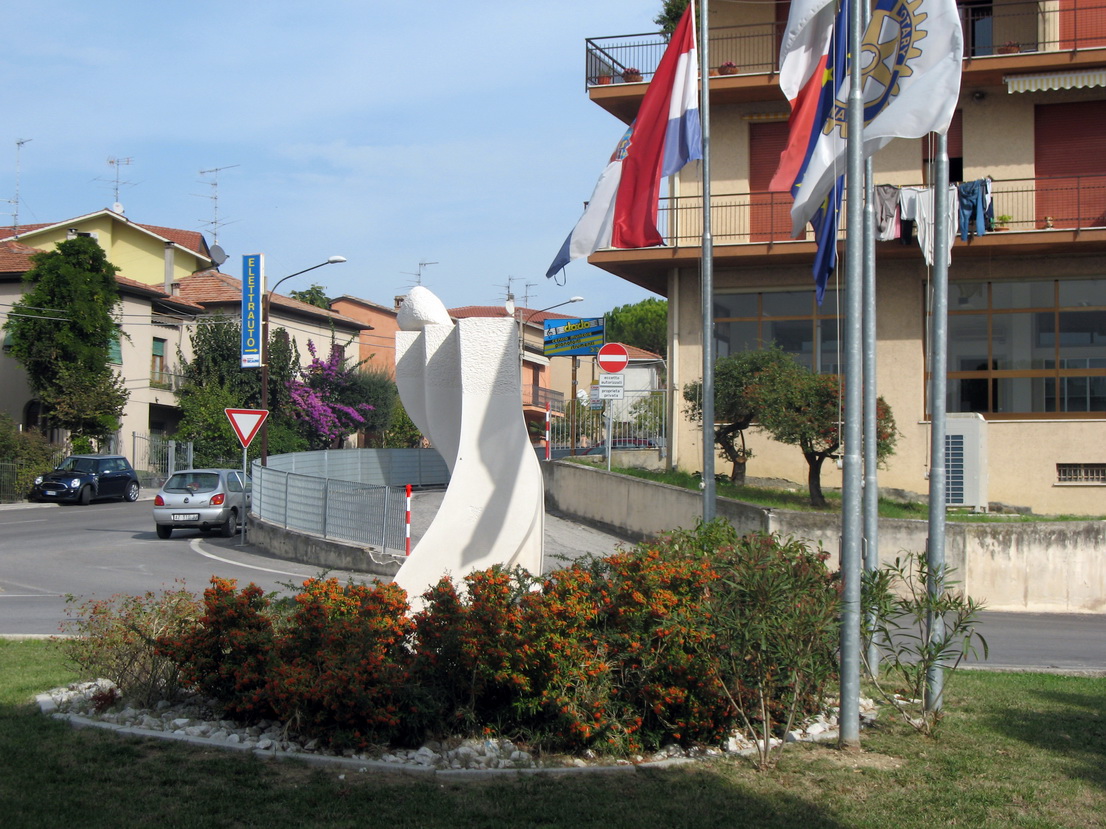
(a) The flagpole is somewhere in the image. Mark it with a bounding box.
[698,0,716,521]
[839,0,864,749]
[926,132,951,713]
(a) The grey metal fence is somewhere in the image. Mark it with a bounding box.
[131,432,193,488]
[250,449,449,554]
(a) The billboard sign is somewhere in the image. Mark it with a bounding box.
[543,317,604,357]
[241,254,264,368]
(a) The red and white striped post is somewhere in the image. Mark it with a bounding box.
[405,484,412,556]
[545,402,551,461]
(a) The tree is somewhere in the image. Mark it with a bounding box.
[683,348,791,484]
[753,360,898,507]
[175,315,303,464]
[605,297,667,357]
[381,398,423,448]
[287,341,374,450]
[351,366,398,446]
[654,0,691,35]
[289,283,330,309]
[4,237,129,444]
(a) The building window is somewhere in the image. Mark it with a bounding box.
[1056,463,1106,484]
[151,338,169,388]
[108,337,122,365]
[936,278,1106,416]
[714,288,841,373]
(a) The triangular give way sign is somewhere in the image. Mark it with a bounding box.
[225,408,269,448]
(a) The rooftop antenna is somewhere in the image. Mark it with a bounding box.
[197,164,239,246]
[497,276,521,306]
[7,138,31,233]
[105,156,134,212]
[520,280,538,309]
[401,260,438,288]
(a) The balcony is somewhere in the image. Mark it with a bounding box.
[590,174,1106,293]
[586,1,1106,120]
[150,370,185,392]
[523,384,566,415]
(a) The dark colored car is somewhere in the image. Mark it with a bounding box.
[153,469,252,539]
[31,454,141,505]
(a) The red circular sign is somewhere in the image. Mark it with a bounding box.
[596,342,630,373]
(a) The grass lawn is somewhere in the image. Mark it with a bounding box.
[2,638,1103,828]
[586,463,1105,522]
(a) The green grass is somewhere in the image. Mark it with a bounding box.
[3,638,1104,828]
[585,463,1104,522]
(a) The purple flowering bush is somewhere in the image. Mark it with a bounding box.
[287,341,374,449]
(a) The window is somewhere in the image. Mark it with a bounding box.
[108,337,122,365]
[1057,463,1106,484]
[151,338,168,388]
[935,278,1106,416]
[714,288,841,372]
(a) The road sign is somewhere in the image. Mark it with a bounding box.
[599,373,625,387]
[598,386,624,400]
[225,408,269,449]
[596,342,630,373]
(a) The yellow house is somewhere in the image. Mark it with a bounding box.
[0,209,365,466]
[576,2,1106,515]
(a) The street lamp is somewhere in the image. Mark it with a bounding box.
[259,255,347,464]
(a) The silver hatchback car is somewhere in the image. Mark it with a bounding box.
[153,469,251,539]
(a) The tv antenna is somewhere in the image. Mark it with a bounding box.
[401,260,438,287]
[197,164,239,246]
[7,138,32,232]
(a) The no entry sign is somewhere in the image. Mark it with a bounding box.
[596,342,630,373]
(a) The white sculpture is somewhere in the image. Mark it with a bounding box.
[393,287,545,604]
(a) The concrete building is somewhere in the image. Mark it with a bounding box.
[577,2,1106,515]
[0,210,365,459]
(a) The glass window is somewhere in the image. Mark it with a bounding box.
[992,280,1053,309]
[715,289,841,372]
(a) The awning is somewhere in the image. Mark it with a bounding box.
[1005,69,1106,94]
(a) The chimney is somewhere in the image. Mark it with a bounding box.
[163,242,174,294]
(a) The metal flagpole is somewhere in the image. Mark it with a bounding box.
[926,132,951,713]
[699,0,716,521]
[839,0,865,749]
[861,0,880,676]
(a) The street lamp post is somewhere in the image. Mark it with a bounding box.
[259,255,347,465]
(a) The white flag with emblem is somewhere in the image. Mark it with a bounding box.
[790,0,964,236]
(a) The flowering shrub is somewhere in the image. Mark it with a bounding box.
[60,582,200,707]
[287,340,374,449]
[158,578,278,719]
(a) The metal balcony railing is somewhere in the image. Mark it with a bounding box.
[585,1,1106,86]
[647,174,1106,248]
[149,370,185,391]
[523,385,566,413]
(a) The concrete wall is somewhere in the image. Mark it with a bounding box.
[543,461,1106,614]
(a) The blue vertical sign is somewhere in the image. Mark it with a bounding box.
[241,254,264,368]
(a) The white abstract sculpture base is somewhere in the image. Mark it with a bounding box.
[393,287,544,605]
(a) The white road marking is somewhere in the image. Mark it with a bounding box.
[188,538,307,577]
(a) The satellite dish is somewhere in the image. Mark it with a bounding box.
[210,244,227,266]
[112,202,125,215]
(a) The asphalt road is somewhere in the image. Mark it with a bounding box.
[2,495,1104,674]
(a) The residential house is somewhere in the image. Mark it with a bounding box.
[576,2,1106,514]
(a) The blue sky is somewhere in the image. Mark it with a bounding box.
[1,0,665,317]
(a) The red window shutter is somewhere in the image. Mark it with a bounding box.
[1035,101,1106,228]
[749,121,792,242]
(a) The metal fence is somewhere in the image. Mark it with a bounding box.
[549,388,668,454]
[0,450,68,503]
[130,432,194,488]
[250,449,450,554]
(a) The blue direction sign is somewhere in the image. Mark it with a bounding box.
[543,318,604,357]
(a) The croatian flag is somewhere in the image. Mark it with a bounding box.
[546,3,700,278]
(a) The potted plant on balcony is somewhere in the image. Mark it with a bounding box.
[622,67,643,82]
[719,61,738,75]
[993,213,1013,231]
[595,73,612,85]
[996,40,1020,54]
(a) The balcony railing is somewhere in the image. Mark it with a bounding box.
[523,384,566,414]
[150,370,185,391]
[585,1,1106,85]
[647,174,1106,248]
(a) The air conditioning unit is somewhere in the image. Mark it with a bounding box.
[945,412,988,511]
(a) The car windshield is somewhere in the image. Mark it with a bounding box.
[164,472,220,494]
[56,457,96,474]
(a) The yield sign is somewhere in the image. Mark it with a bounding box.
[225,408,269,449]
[596,342,630,373]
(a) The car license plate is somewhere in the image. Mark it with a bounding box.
[44,490,60,496]
[173,513,200,522]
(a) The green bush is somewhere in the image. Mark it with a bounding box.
[59,583,201,707]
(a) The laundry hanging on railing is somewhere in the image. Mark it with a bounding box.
[874,184,901,241]
[958,178,993,240]
[899,185,959,266]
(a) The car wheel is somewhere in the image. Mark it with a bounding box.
[219,509,237,538]
[124,481,140,502]
[78,486,92,506]
[156,524,173,539]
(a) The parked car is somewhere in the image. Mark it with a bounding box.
[31,454,140,505]
[153,469,251,539]
[584,438,660,455]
